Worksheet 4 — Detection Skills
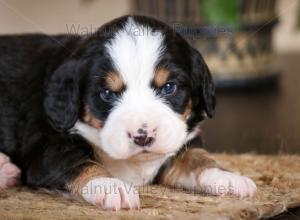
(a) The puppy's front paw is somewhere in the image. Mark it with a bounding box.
[81,177,140,210]
[198,168,257,198]
[0,152,21,188]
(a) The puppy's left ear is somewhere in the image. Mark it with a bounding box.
[190,47,216,118]
[44,60,83,132]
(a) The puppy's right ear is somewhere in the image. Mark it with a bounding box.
[44,60,82,132]
[190,48,216,118]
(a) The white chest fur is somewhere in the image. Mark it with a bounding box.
[101,155,168,186]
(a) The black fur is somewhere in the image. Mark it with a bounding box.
[0,15,215,191]
[187,48,216,130]
[44,59,82,132]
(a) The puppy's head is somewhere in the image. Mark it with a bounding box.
[45,16,215,160]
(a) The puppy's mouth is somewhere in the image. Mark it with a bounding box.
[128,147,175,162]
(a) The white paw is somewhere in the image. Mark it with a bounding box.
[0,152,21,188]
[198,168,257,198]
[81,177,140,210]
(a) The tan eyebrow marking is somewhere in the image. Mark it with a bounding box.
[105,72,125,92]
[153,68,171,87]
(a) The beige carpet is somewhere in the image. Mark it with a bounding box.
[0,154,299,220]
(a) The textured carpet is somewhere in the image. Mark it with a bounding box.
[0,154,299,220]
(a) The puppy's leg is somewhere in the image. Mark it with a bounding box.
[24,134,139,210]
[68,164,140,210]
[0,152,20,188]
[159,148,256,197]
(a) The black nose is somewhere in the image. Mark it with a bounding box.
[133,135,154,147]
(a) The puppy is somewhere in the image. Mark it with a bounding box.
[0,15,256,210]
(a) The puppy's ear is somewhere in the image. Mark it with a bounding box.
[44,60,82,132]
[190,48,216,118]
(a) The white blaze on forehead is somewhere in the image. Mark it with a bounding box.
[105,17,165,88]
[98,17,187,164]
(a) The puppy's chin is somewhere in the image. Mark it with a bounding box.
[128,150,174,162]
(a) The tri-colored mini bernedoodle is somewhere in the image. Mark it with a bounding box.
[0,15,256,210]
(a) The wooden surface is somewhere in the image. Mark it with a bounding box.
[203,54,300,154]
[1,154,299,220]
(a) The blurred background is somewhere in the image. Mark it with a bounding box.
[1,0,299,154]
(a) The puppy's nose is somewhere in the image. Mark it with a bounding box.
[133,135,154,147]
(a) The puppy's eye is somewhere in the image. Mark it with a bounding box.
[99,89,117,102]
[160,82,177,96]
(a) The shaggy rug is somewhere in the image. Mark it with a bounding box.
[0,154,299,220]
